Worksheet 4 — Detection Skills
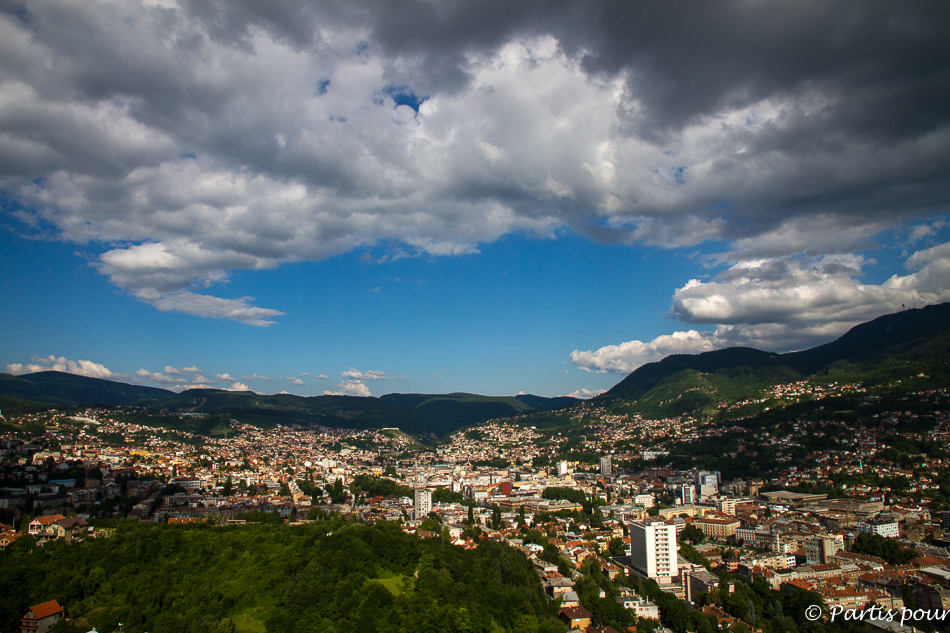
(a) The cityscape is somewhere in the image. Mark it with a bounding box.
[2,1,950,632]
[3,348,950,632]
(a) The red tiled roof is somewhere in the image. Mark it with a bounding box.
[26,600,63,620]
[32,515,65,527]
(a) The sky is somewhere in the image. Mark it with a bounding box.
[2,0,950,399]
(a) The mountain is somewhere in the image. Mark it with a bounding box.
[0,371,177,407]
[4,303,945,434]
[379,393,577,437]
[159,391,578,438]
[602,302,950,416]
[0,372,578,437]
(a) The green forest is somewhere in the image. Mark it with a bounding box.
[1,519,565,633]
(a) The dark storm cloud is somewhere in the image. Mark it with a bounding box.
[2,0,949,329]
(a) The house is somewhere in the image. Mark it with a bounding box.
[52,517,88,543]
[0,528,21,550]
[20,600,63,633]
[27,515,65,538]
[559,606,592,630]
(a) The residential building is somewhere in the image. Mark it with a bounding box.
[857,519,899,539]
[680,485,695,504]
[634,493,655,508]
[629,519,678,584]
[715,498,736,516]
[686,569,721,603]
[693,517,741,540]
[20,600,63,633]
[559,606,592,630]
[27,515,65,537]
[805,536,842,565]
[413,488,432,520]
[600,456,612,477]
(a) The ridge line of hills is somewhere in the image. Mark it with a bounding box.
[2,302,949,436]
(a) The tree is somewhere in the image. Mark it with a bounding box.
[681,524,706,545]
[330,478,346,504]
[491,505,503,530]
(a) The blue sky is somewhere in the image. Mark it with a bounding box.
[2,2,949,398]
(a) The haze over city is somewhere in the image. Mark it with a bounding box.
[2,1,949,398]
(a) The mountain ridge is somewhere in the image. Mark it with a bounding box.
[3,302,949,434]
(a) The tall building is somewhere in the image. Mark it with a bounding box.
[600,456,612,476]
[628,519,678,584]
[414,488,432,520]
[557,461,569,476]
[805,536,842,565]
[680,485,695,504]
[694,471,720,498]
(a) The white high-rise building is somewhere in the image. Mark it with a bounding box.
[680,485,695,504]
[414,488,432,520]
[557,461,569,476]
[600,456,612,476]
[629,519,679,584]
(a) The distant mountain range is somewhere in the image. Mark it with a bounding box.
[602,302,950,417]
[2,302,949,435]
[0,371,579,438]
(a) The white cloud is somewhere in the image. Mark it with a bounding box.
[130,286,283,327]
[164,366,183,375]
[563,388,607,399]
[1,3,946,326]
[136,368,182,384]
[216,373,235,381]
[244,373,270,381]
[314,374,329,380]
[570,330,718,374]
[574,241,950,374]
[673,246,950,348]
[288,378,304,386]
[6,355,120,379]
[192,375,213,385]
[183,366,201,373]
[324,380,373,397]
[340,368,390,381]
[225,382,252,392]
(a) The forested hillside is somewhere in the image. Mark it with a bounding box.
[0,519,564,633]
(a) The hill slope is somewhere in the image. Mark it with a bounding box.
[603,303,950,415]
[0,371,177,406]
[0,373,578,437]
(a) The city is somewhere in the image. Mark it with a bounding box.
[3,374,949,632]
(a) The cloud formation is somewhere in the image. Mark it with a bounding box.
[7,355,120,379]
[563,388,607,400]
[571,331,719,374]
[325,380,373,397]
[2,2,946,325]
[340,368,390,381]
[573,242,950,373]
